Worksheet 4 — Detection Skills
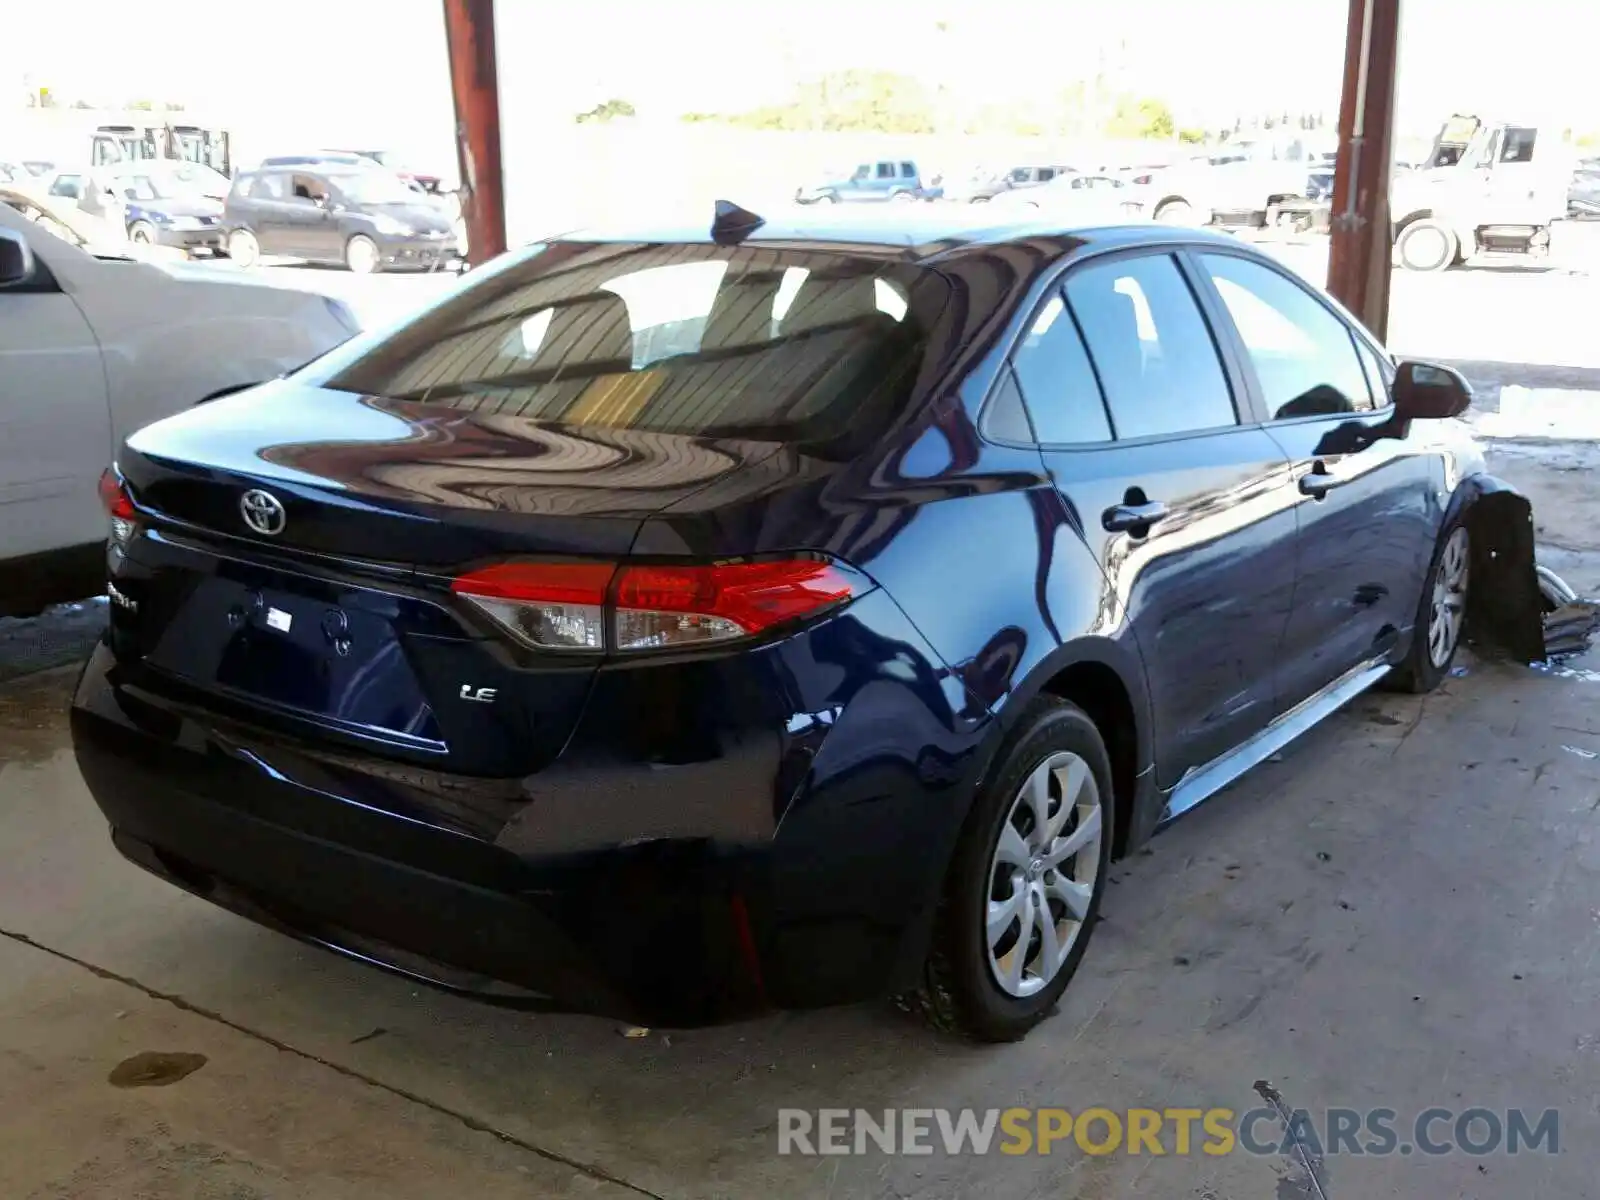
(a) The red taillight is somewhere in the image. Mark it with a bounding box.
[450,558,864,653]
[614,561,858,649]
[98,468,135,520]
[451,562,614,605]
[1132,174,1152,186]
[99,468,137,545]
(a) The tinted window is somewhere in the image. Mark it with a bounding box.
[49,175,83,199]
[1200,253,1371,418]
[1009,293,1111,444]
[321,243,950,447]
[899,161,917,178]
[1065,254,1235,439]
[875,162,895,179]
[985,368,1034,443]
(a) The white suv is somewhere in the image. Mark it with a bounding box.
[0,189,359,615]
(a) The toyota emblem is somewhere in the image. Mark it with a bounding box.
[240,489,287,536]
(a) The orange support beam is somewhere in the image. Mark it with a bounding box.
[1326,0,1402,340]
[442,0,507,266]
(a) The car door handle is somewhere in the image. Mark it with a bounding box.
[1102,500,1169,533]
[1299,466,1343,498]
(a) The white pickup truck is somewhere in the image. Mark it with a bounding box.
[1134,134,1329,227]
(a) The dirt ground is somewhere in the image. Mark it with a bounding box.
[5,259,1600,1198]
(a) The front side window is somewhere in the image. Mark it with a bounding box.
[1007,293,1111,444]
[289,174,327,203]
[1200,253,1372,418]
[1357,340,1394,408]
[1500,128,1537,163]
[899,161,917,178]
[1064,254,1236,439]
[319,243,950,448]
[49,175,84,200]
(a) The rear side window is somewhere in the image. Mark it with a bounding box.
[1064,254,1236,439]
[321,243,950,447]
[1007,293,1111,444]
[875,162,895,179]
[249,173,287,199]
[1199,253,1372,418]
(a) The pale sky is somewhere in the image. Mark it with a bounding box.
[6,0,1596,150]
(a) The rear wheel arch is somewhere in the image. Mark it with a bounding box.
[1036,660,1140,859]
[994,642,1151,860]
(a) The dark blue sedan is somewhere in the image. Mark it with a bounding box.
[72,208,1543,1041]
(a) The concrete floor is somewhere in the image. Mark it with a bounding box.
[6,638,1600,1198]
[6,259,1600,1197]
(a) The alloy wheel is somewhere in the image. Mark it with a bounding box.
[1427,526,1470,667]
[985,750,1103,998]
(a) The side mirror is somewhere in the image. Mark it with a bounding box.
[1393,360,1472,419]
[0,228,35,288]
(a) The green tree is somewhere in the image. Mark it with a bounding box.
[1104,95,1176,140]
[576,98,637,124]
[691,71,935,134]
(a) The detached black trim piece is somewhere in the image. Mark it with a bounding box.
[1462,479,1545,662]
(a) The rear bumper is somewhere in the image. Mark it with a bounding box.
[73,643,763,1024]
[71,585,989,1022]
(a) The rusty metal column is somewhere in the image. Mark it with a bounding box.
[443,0,506,266]
[1326,0,1401,340]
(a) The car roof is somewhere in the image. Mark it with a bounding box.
[556,207,1250,264]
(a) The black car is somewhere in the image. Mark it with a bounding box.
[222,166,459,273]
[73,209,1543,1041]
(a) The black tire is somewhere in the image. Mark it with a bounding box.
[128,221,156,245]
[1387,516,1471,693]
[1396,219,1458,272]
[910,697,1114,1042]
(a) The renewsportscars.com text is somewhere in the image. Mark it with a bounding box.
[777,1107,1559,1158]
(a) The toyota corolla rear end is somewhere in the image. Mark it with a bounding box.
[71,231,983,1024]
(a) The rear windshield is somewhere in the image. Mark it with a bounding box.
[319,242,951,443]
